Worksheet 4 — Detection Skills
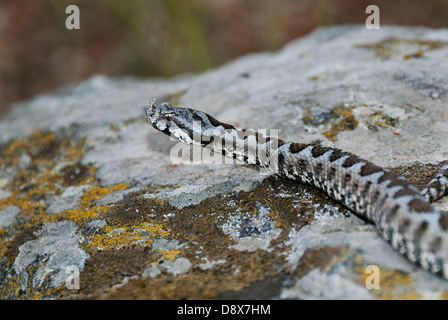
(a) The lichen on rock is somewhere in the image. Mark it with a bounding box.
[1,25,448,300]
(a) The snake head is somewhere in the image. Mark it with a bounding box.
[147,99,236,146]
[147,99,175,133]
[146,99,204,145]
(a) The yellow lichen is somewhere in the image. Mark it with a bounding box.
[60,183,130,225]
[0,128,131,232]
[85,221,170,251]
[157,249,181,261]
[359,265,419,300]
[0,129,136,299]
[322,108,358,141]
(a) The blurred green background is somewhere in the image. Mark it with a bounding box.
[1,0,447,118]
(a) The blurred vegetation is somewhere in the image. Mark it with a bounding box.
[1,0,447,118]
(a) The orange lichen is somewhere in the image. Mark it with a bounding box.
[60,183,130,225]
[301,105,358,142]
[357,263,420,300]
[0,129,138,299]
[322,108,358,141]
[85,221,170,251]
[157,249,181,261]
[0,130,131,253]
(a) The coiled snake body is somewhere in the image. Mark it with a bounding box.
[147,100,448,279]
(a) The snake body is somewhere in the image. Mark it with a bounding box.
[147,100,448,279]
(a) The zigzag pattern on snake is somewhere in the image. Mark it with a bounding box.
[146,100,448,279]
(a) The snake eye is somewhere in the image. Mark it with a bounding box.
[164,113,173,121]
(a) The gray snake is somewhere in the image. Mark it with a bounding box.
[146,100,448,279]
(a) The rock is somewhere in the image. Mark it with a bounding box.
[46,185,90,214]
[12,220,89,292]
[1,25,448,300]
[0,205,20,228]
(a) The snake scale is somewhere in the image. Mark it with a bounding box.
[147,100,448,279]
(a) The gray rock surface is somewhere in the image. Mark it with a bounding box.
[1,25,448,299]
[12,220,89,290]
[0,205,20,228]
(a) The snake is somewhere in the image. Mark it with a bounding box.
[146,99,448,279]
